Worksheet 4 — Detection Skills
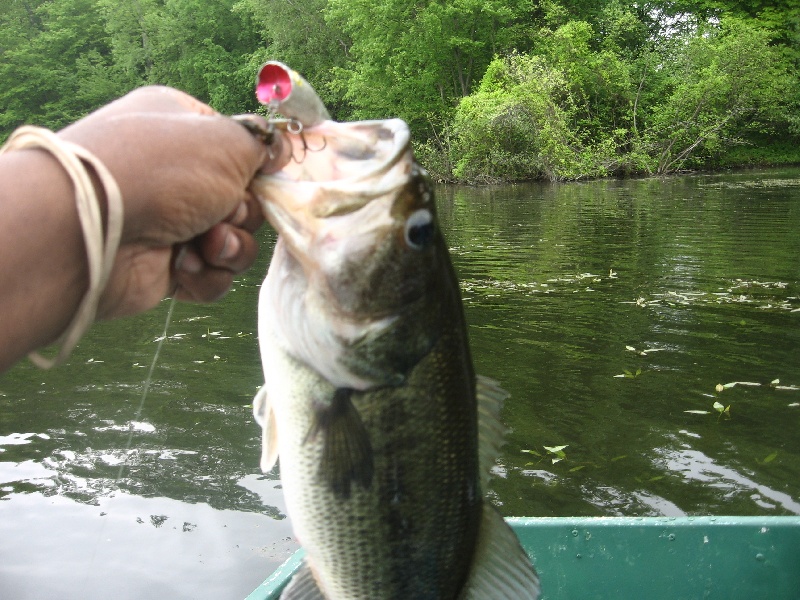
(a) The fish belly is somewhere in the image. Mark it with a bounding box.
[266,333,481,599]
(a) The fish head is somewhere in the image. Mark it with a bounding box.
[254,119,449,389]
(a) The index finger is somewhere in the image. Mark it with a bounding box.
[128,86,220,116]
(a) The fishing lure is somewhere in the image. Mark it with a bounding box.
[234,61,330,162]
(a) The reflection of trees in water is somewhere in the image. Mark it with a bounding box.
[439,173,800,518]
[3,172,799,522]
[1,334,283,517]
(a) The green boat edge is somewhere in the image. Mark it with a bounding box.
[246,516,800,599]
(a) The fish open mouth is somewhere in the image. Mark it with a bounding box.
[252,118,414,238]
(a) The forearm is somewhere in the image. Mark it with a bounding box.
[0,149,88,372]
[0,87,283,373]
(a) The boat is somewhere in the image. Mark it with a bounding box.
[246,516,800,599]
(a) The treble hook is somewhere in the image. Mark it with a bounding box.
[289,127,328,164]
[234,114,330,165]
[233,116,317,163]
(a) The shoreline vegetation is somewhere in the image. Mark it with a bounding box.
[2,0,798,184]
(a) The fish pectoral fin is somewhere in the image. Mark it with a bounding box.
[461,503,540,600]
[279,561,327,600]
[477,375,510,490]
[253,385,279,472]
[306,387,373,499]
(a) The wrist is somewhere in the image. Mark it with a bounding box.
[0,127,123,370]
[0,148,88,370]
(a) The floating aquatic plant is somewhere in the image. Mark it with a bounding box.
[713,379,800,392]
[759,451,778,465]
[543,445,569,464]
[715,381,760,392]
[522,444,569,465]
[154,332,187,342]
[770,378,800,391]
[202,329,232,340]
[460,269,619,298]
[684,401,730,420]
[624,278,798,313]
[713,401,731,420]
[625,345,665,356]
[614,368,642,379]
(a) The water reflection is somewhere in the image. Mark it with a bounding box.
[2,168,800,597]
[0,487,294,600]
[444,169,800,520]
[655,434,800,514]
[0,426,293,599]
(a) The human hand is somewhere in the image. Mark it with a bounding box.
[58,86,291,319]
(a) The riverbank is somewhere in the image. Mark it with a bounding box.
[417,143,800,186]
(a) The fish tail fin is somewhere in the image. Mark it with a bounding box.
[253,385,279,472]
[476,375,510,490]
[279,561,327,600]
[462,502,541,600]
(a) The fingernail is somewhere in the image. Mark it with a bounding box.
[230,201,248,226]
[220,232,241,261]
[176,249,203,274]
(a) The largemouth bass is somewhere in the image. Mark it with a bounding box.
[252,117,539,599]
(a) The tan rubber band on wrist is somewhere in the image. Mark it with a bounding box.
[0,126,124,368]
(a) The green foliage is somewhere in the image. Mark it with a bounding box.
[451,54,585,182]
[0,0,261,139]
[449,12,799,181]
[137,0,263,113]
[0,0,797,182]
[534,20,637,144]
[642,18,795,174]
[450,40,646,183]
[325,0,533,131]
[0,0,128,137]
[236,0,351,117]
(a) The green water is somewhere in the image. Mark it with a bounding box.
[1,168,799,598]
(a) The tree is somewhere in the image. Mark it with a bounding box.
[642,18,794,174]
[534,20,636,142]
[236,0,352,117]
[98,0,159,86]
[325,0,532,133]
[451,54,592,183]
[0,0,127,139]
[144,0,262,113]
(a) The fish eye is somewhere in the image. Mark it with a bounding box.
[404,209,435,250]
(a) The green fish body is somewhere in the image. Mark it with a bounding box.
[253,118,539,600]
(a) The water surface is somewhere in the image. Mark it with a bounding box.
[1,168,798,598]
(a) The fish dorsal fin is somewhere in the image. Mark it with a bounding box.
[279,561,327,600]
[461,503,541,600]
[253,385,279,472]
[306,387,373,499]
[476,376,510,490]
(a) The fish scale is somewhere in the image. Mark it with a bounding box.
[249,63,538,600]
[258,265,480,598]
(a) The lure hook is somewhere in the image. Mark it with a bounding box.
[289,129,328,164]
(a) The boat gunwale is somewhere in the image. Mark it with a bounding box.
[245,515,800,599]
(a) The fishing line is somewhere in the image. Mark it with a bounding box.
[84,294,177,586]
[115,293,177,482]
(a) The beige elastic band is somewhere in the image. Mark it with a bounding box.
[0,126,124,368]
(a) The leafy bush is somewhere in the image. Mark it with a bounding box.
[641,19,796,174]
[448,15,799,182]
[452,53,616,182]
